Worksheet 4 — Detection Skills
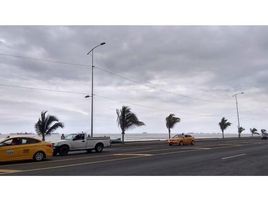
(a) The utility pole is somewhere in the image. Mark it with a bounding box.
[233,92,244,138]
[86,42,106,137]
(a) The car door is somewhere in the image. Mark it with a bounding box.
[184,135,192,145]
[183,135,189,144]
[16,138,36,160]
[0,138,21,161]
[71,134,87,150]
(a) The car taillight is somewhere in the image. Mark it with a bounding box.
[47,144,53,148]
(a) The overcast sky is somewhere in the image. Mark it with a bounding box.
[0,26,267,135]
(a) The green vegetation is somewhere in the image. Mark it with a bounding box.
[219,117,231,139]
[35,111,64,141]
[166,114,181,139]
[250,128,259,136]
[238,126,245,137]
[116,106,145,143]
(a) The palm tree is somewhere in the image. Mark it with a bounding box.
[250,128,258,136]
[238,126,245,137]
[166,114,181,139]
[219,117,231,139]
[116,106,145,144]
[35,111,64,141]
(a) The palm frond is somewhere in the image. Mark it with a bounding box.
[166,114,181,129]
[46,122,64,135]
[116,106,145,133]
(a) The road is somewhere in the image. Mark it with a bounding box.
[0,137,268,175]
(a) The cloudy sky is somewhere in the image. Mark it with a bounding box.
[0,26,267,135]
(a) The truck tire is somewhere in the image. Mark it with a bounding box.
[95,143,104,153]
[33,151,46,161]
[59,145,69,156]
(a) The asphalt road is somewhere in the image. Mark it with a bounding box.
[0,137,268,175]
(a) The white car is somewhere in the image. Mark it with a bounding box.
[53,133,111,156]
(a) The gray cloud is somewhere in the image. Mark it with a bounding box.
[0,26,267,134]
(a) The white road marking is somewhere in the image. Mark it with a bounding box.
[221,153,246,160]
[113,153,152,156]
[0,169,22,173]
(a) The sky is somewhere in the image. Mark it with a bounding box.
[0,26,267,135]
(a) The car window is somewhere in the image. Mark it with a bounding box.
[73,134,85,140]
[0,139,13,146]
[65,134,76,140]
[0,138,22,146]
[25,138,40,144]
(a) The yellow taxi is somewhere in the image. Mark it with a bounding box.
[0,136,53,162]
[168,134,195,146]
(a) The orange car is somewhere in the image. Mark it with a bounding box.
[0,136,53,162]
[168,134,195,146]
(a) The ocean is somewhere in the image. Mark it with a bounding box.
[0,133,252,142]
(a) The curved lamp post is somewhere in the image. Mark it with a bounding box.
[86,42,106,137]
[232,92,244,138]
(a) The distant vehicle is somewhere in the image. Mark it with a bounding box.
[168,134,195,146]
[0,136,53,162]
[53,133,111,156]
[111,138,122,144]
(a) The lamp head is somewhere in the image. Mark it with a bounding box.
[100,42,106,45]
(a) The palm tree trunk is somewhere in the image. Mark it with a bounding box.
[168,128,171,139]
[222,130,224,139]
[122,132,125,144]
[42,133,45,141]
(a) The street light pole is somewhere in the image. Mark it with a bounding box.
[232,92,244,138]
[86,42,106,138]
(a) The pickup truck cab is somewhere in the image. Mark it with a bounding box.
[53,133,111,156]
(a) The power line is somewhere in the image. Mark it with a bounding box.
[0,53,89,68]
[0,52,224,103]
[0,82,219,118]
[0,83,86,95]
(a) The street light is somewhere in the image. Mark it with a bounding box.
[86,42,106,137]
[232,92,244,138]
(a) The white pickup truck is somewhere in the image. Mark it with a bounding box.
[53,133,111,156]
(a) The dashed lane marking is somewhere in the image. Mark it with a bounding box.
[0,169,22,173]
[221,153,246,160]
[113,153,153,156]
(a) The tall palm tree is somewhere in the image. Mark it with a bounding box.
[35,111,64,141]
[116,106,145,144]
[219,117,231,139]
[238,126,245,137]
[261,129,267,134]
[166,114,181,139]
[250,128,258,136]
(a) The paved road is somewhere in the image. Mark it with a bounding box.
[0,137,268,175]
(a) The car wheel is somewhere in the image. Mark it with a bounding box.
[59,145,69,156]
[191,140,195,145]
[179,141,184,146]
[95,143,104,153]
[33,151,46,161]
[169,143,172,146]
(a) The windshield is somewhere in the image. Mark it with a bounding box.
[0,138,6,143]
[64,134,77,140]
[172,134,184,138]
